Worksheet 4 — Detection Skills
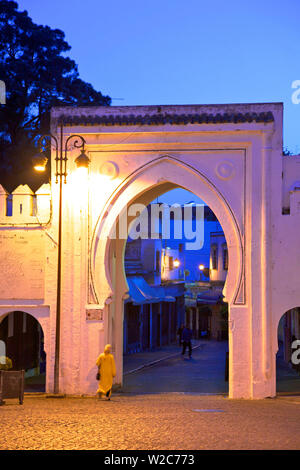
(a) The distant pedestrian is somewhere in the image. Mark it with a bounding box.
[181,326,192,358]
[96,344,116,400]
[177,323,184,346]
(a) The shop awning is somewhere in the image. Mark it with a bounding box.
[126,276,176,305]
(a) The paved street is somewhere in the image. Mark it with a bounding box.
[123,340,229,394]
[1,394,300,450]
[3,339,298,450]
[123,339,300,394]
[1,340,300,450]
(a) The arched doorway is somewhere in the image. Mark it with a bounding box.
[91,157,242,394]
[121,187,229,393]
[0,311,46,392]
[276,307,300,394]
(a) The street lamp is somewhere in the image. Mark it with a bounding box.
[33,123,90,394]
[199,264,205,282]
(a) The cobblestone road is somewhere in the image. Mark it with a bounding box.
[1,394,300,450]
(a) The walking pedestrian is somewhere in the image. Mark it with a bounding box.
[96,344,116,400]
[177,323,184,346]
[181,326,192,358]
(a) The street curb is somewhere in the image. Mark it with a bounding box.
[124,342,205,376]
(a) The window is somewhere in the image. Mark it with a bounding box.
[211,245,218,270]
[223,244,228,270]
[169,256,174,270]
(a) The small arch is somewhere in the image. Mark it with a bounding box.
[0,311,46,392]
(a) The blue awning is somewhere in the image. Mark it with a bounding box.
[126,276,176,305]
[151,285,176,303]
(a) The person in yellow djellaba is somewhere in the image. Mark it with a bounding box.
[96,344,116,400]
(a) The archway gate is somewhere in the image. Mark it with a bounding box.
[1,103,300,398]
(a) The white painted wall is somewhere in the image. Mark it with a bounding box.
[0,103,299,399]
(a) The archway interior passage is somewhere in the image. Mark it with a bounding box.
[277,307,300,394]
[121,187,229,393]
[0,311,46,392]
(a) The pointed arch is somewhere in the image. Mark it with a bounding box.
[90,155,244,308]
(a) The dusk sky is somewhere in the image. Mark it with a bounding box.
[17,0,300,153]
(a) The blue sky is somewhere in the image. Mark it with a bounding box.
[17,0,300,153]
[155,188,203,205]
